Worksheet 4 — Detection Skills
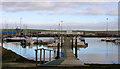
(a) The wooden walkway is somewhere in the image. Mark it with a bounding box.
[60,37,84,66]
[41,37,84,66]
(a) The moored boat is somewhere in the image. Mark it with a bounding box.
[6,37,26,42]
[115,39,120,44]
[101,38,116,42]
[47,43,58,47]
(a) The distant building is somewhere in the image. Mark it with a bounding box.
[67,30,72,34]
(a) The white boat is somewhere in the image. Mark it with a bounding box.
[47,43,58,47]
[6,37,26,42]
[101,38,116,42]
[77,42,88,47]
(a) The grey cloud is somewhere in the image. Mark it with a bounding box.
[1,2,118,16]
[2,0,120,2]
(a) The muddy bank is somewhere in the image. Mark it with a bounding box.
[1,46,46,63]
[1,46,35,63]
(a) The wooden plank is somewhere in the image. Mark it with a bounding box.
[60,37,84,66]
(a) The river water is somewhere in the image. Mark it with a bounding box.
[2,37,120,64]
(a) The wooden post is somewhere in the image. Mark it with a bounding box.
[75,36,77,58]
[49,50,51,61]
[54,50,56,58]
[35,49,38,66]
[56,42,60,59]
[72,36,73,51]
[61,35,63,57]
[40,49,42,64]
[61,35,63,47]
[1,34,3,47]
[37,33,38,45]
[43,49,45,64]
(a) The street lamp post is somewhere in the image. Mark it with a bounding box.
[106,18,108,34]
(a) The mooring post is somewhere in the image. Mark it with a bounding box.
[54,50,56,58]
[35,49,38,66]
[49,50,51,61]
[43,49,45,64]
[56,42,60,59]
[72,36,73,51]
[61,35,63,57]
[40,49,42,64]
[1,34,3,47]
[61,35,63,47]
[75,35,78,58]
[37,32,38,45]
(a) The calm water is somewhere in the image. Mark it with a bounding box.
[75,38,119,64]
[2,37,120,64]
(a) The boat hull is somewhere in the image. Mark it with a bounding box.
[6,39,25,42]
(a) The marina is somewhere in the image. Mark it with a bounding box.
[1,1,120,69]
[2,37,119,64]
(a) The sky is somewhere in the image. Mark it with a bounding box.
[0,0,119,31]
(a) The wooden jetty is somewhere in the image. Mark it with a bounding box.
[36,36,84,67]
[60,37,84,66]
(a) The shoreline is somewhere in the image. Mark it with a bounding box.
[1,46,36,63]
[1,46,47,67]
[1,46,120,69]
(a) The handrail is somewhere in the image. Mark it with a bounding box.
[35,48,56,51]
[35,48,57,66]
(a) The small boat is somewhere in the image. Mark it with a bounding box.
[101,38,116,42]
[101,39,106,41]
[79,37,85,42]
[47,43,58,47]
[106,38,116,42]
[33,39,42,45]
[77,42,88,47]
[115,39,120,44]
[6,37,26,42]
[20,40,30,46]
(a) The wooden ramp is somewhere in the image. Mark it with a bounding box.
[60,37,84,66]
[42,37,84,66]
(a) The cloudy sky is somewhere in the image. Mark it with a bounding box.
[0,0,119,31]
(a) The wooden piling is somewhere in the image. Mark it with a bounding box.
[61,35,63,47]
[72,36,73,51]
[61,35,63,57]
[54,50,56,58]
[75,36,77,58]
[43,49,45,63]
[49,50,51,61]
[35,49,38,66]
[56,42,60,59]
[40,49,42,64]
[1,35,3,47]
[37,33,38,45]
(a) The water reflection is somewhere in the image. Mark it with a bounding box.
[77,38,118,64]
[2,37,119,64]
